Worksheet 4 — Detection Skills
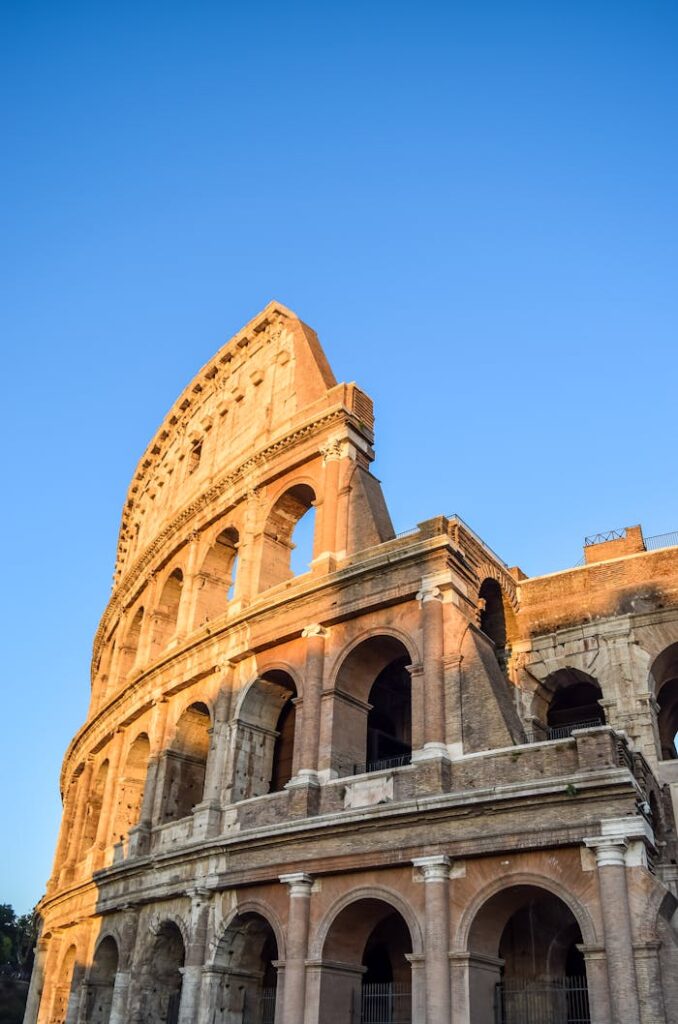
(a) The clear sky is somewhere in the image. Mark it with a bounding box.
[2,1,677,913]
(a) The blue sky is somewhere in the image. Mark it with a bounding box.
[2,1,677,912]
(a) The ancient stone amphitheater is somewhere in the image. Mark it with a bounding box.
[27,303,678,1024]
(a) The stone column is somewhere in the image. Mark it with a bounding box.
[584,836,641,1024]
[175,532,201,638]
[135,574,160,667]
[413,856,451,1023]
[63,759,94,873]
[201,685,232,804]
[443,654,464,757]
[108,905,139,1024]
[319,439,342,556]
[128,699,168,855]
[279,873,313,1024]
[416,583,447,753]
[298,625,328,777]
[94,730,125,859]
[23,938,48,1024]
[634,941,667,1024]
[178,889,211,1024]
[579,946,611,1024]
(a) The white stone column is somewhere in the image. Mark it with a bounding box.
[413,856,451,1023]
[279,873,313,1024]
[584,835,641,1024]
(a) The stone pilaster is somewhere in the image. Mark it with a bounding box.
[22,938,48,1024]
[279,873,313,1024]
[178,889,212,1024]
[63,759,94,874]
[584,834,642,1024]
[297,624,329,778]
[413,856,451,1023]
[416,582,447,754]
[94,730,125,861]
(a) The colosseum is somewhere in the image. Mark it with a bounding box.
[26,301,678,1024]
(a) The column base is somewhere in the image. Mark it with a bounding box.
[192,800,222,840]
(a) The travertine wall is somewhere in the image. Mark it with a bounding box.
[27,304,678,1024]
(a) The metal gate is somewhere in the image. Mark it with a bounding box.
[494,978,590,1024]
[356,983,412,1023]
[242,987,277,1024]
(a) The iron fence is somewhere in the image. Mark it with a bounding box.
[357,982,412,1023]
[526,719,604,743]
[352,753,412,775]
[494,977,590,1024]
[645,531,678,551]
[242,987,277,1024]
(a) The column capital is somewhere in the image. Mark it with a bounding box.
[280,872,314,896]
[319,437,345,463]
[301,623,329,640]
[584,836,628,867]
[413,854,451,880]
[416,583,443,605]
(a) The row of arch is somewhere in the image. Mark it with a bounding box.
[99,484,318,699]
[72,633,678,868]
[45,879,596,1024]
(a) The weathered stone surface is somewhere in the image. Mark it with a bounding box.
[29,304,678,1024]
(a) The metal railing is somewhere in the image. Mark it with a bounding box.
[526,719,605,743]
[353,753,412,775]
[584,528,626,546]
[495,977,590,1024]
[645,530,678,551]
[358,982,412,1023]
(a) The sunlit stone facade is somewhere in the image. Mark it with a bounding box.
[27,303,678,1024]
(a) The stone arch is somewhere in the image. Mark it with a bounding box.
[257,482,317,592]
[478,577,518,675]
[82,759,109,851]
[112,732,150,843]
[531,667,606,739]
[194,525,240,625]
[328,633,415,776]
[133,919,185,1024]
[159,702,211,822]
[650,642,678,759]
[315,888,421,1024]
[312,885,424,959]
[457,872,597,952]
[150,567,184,655]
[228,671,298,800]
[461,875,597,1024]
[49,942,79,1024]
[205,908,281,1023]
[85,934,119,1024]
[118,605,144,679]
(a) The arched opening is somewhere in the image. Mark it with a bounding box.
[650,644,678,760]
[320,898,413,1023]
[194,527,240,625]
[539,669,605,739]
[468,885,590,1024]
[207,912,279,1024]
[118,607,144,679]
[138,922,185,1024]
[82,760,109,851]
[159,703,211,823]
[366,657,411,772]
[479,578,516,675]
[113,733,150,843]
[332,636,412,776]
[86,936,119,1024]
[151,569,184,654]
[50,944,78,1024]
[229,673,297,801]
[258,484,317,592]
